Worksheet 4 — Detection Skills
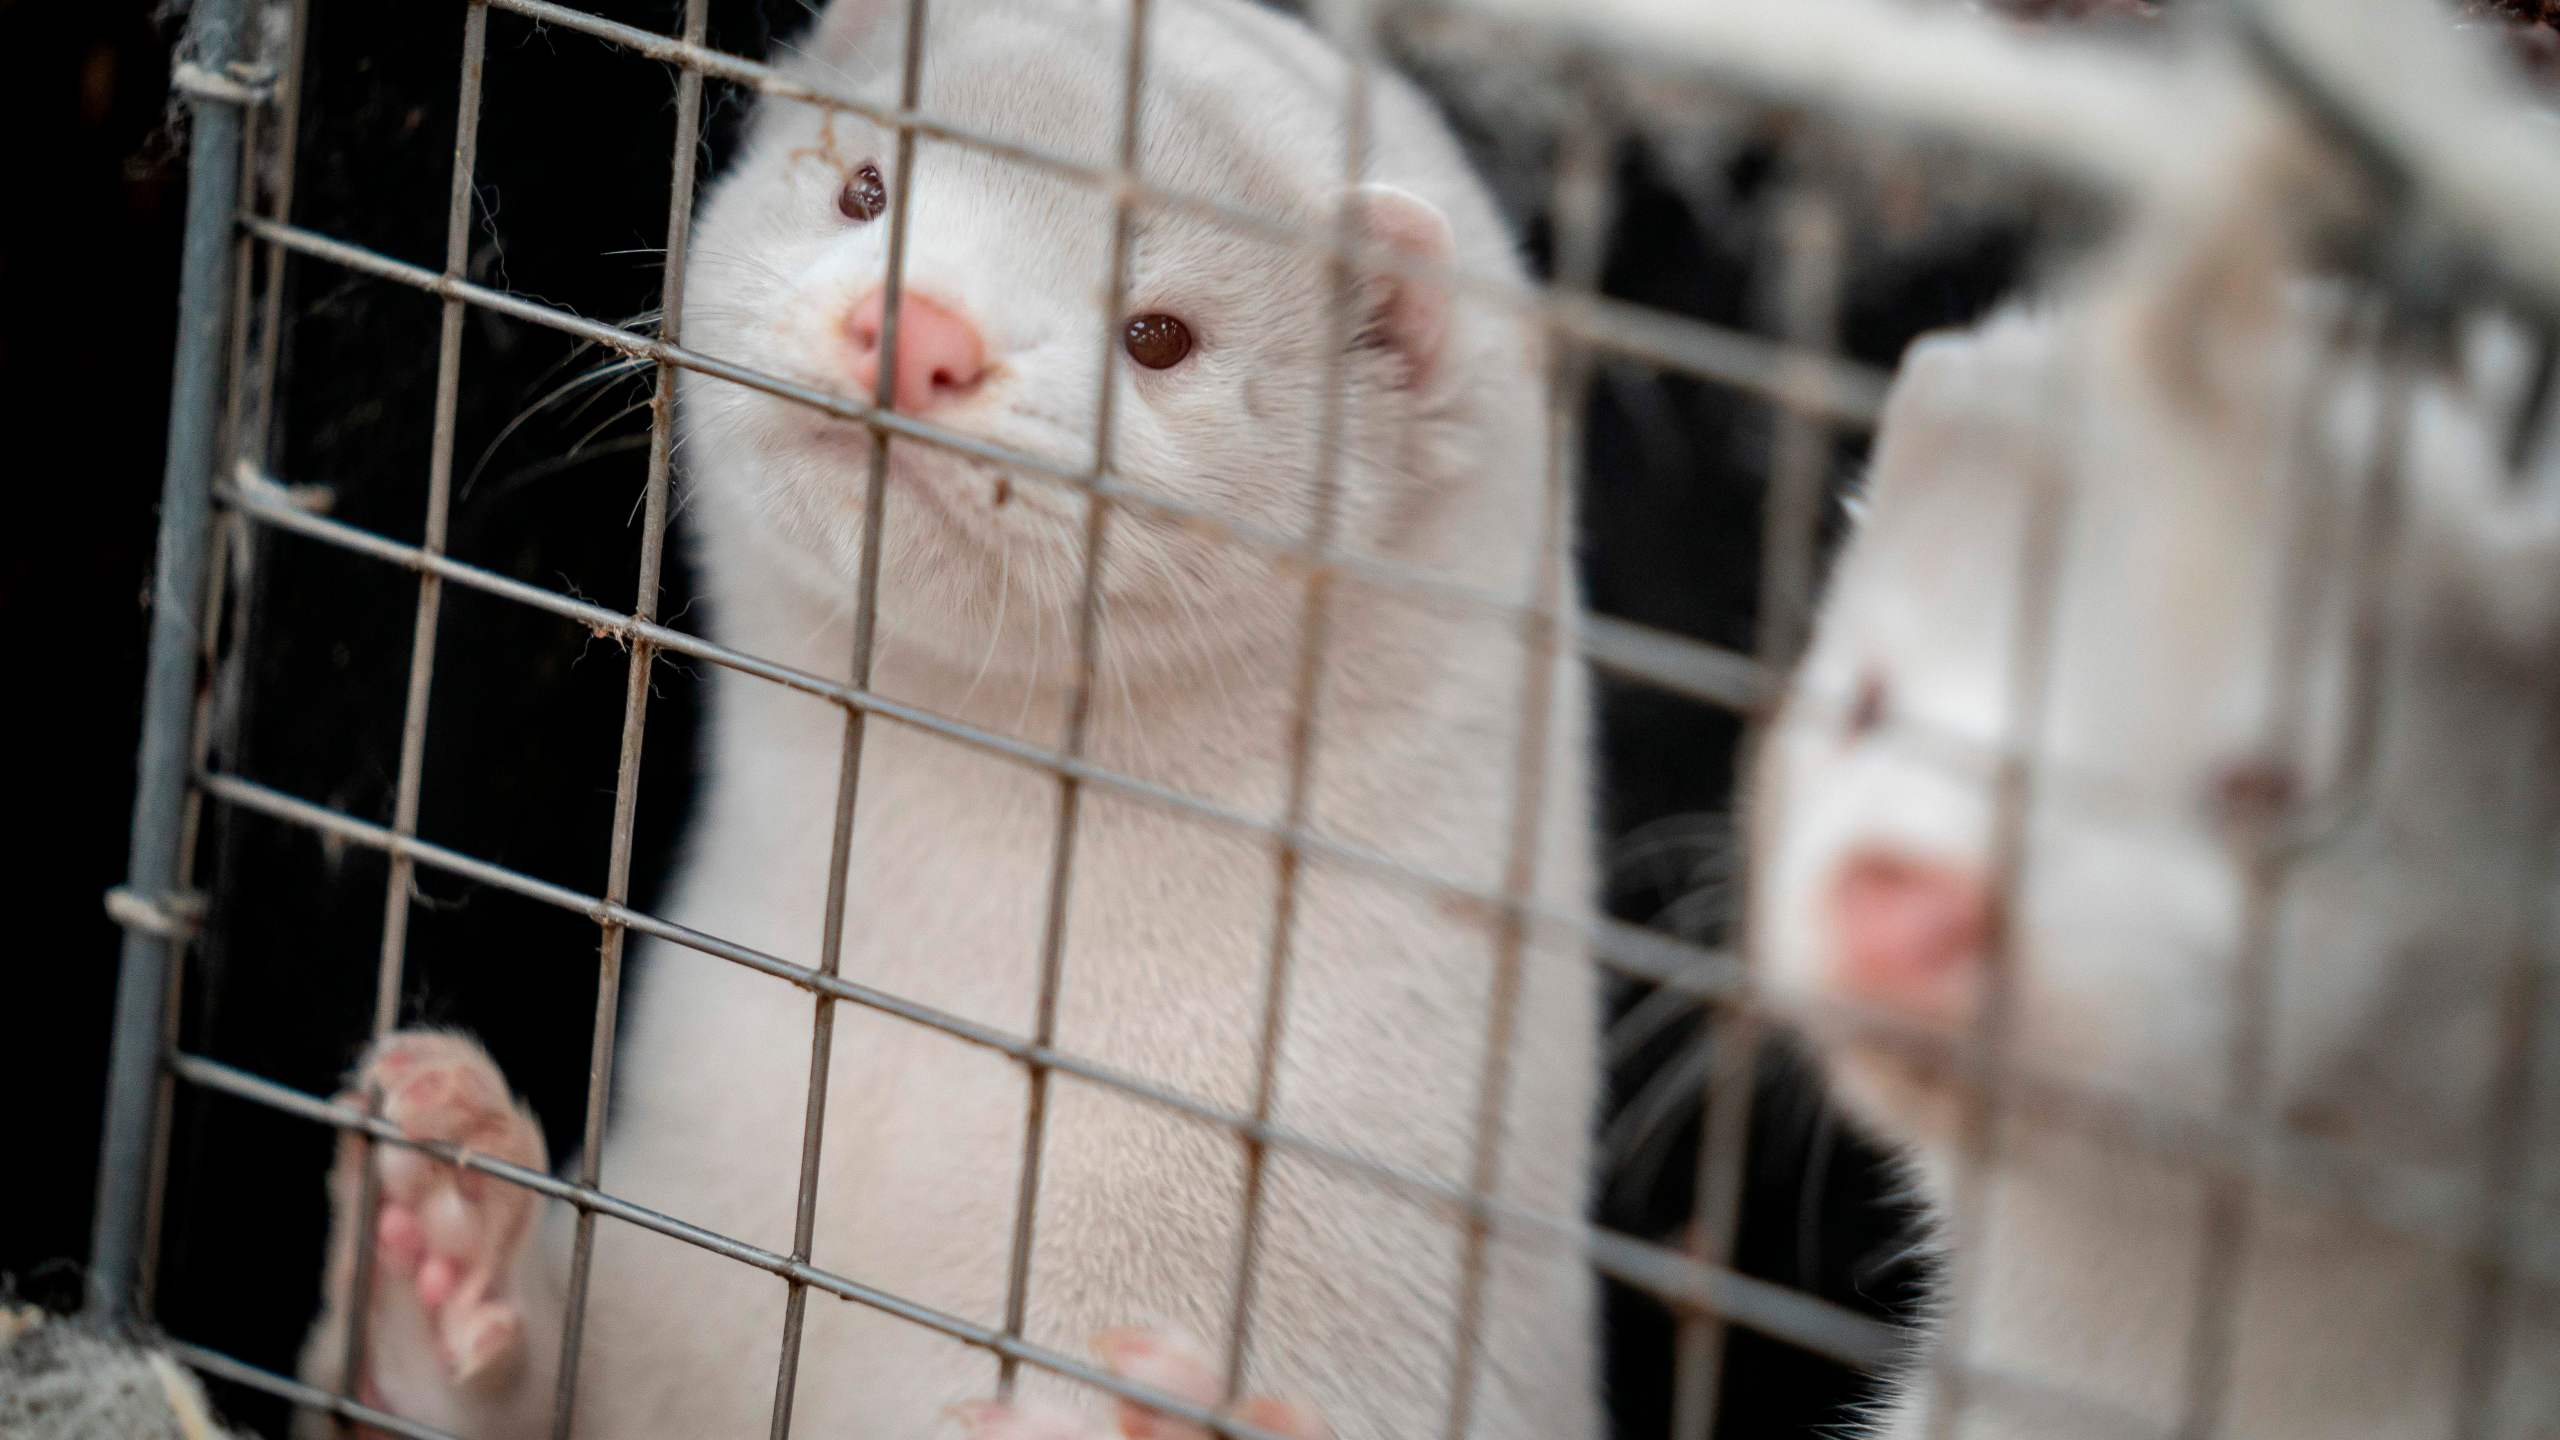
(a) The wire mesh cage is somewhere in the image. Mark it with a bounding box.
[86,0,2560,1437]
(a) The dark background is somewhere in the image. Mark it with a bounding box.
[1,0,2128,1434]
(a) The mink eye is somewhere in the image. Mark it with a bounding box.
[1845,670,1888,741]
[1123,313,1194,370]
[837,163,887,223]
[2209,759,2299,831]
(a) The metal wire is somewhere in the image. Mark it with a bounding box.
[547,1,708,1432]
[90,2,2560,1439]
[229,214,1798,731]
[188,766,1900,1368]
[85,0,253,1323]
[210,468,1747,1032]
[1218,6,1379,1414]
[767,0,935,1430]
[1918,363,2076,1440]
[478,0,1891,426]
[1673,182,1847,1440]
[992,0,1155,1403]
[137,0,316,1324]
[2448,690,2560,1440]
[170,1054,1307,1440]
[333,5,492,1415]
[1441,71,1616,1440]
[2171,303,2421,1440]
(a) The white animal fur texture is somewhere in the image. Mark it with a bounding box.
[1,1308,254,1440]
[292,0,1600,1437]
[1750,64,2560,1440]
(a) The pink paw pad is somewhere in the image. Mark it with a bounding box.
[1094,1329,1220,1440]
[375,1205,425,1272]
[333,1030,548,1389]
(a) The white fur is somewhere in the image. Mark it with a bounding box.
[1750,93,2560,1440]
[297,1,1600,1437]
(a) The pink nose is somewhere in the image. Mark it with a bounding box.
[1826,849,1993,1015]
[844,287,987,410]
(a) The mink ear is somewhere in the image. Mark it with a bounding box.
[1347,184,1456,390]
[1859,330,1988,507]
[1881,331,1988,428]
[2107,202,2294,426]
[1860,312,2066,510]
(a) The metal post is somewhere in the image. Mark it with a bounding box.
[91,0,256,1322]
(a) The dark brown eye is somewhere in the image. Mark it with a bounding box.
[837,162,887,223]
[1123,313,1194,370]
[2211,759,2300,831]
[1846,670,1888,740]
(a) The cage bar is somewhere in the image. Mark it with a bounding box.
[95,2,2560,1438]
[334,3,495,1409]
[1915,360,2077,1440]
[547,2,710,1432]
[1440,75,1618,1440]
[1216,6,1382,1412]
[991,0,1157,1403]
[767,0,939,1430]
[210,467,1751,997]
[1673,183,1848,1440]
[88,0,256,1325]
[227,215,1814,743]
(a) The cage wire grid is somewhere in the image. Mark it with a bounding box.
[87,0,2559,1437]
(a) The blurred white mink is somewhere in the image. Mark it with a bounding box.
[1750,65,2560,1440]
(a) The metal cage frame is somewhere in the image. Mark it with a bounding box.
[90,0,2560,1437]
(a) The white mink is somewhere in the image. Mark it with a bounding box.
[1749,90,2560,1440]
[292,0,1602,1437]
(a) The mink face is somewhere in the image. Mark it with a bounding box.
[292,6,1599,1439]
[675,0,1483,683]
[1755,293,2560,1201]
